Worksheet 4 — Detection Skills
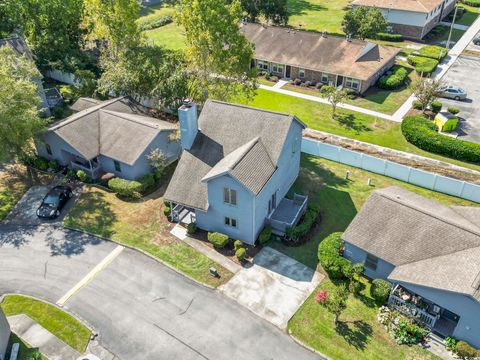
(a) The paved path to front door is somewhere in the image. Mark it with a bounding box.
[219,247,323,329]
[273,79,289,89]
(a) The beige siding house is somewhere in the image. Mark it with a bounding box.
[241,23,399,94]
[352,0,456,40]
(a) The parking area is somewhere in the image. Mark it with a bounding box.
[441,55,480,143]
[219,247,323,329]
[3,185,80,226]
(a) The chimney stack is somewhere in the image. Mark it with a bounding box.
[178,100,198,151]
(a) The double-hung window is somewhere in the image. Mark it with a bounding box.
[225,216,237,228]
[321,73,329,83]
[114,160,122,172]
[257,60,269,71]
[365,253,379,271]
[345,77,360,90]
[272,63,284,74]
[223,187,237,206]
[298,69,306,78]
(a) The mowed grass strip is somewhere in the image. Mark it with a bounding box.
[1,295,91,353]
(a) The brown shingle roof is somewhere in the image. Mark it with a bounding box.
[241,23,399,81]
[343,186,480,300]
[352,0,443,13]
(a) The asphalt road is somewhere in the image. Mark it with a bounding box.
[0,224,321,360]
[441,55,480,143]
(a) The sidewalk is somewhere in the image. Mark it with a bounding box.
[439,21,469,31]
[393,16,480,121]
[258,84,398,122]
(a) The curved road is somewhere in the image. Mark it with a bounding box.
[0,224,321,360]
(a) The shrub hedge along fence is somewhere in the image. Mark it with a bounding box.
[402,116,480,163]
[318,232,353,279]
[417,45,448,61]
[376,33,403,42]
[407,55,439,74]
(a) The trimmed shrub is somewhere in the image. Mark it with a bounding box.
[137,173,155,192]
[52,106,64,119]
[371,279,392,304]
[285,204,320,243]
[447,106,460,115]
[402,115,480,162]
[187,222,197,234]
[412,100,423,110]
[234,240,243,250]
[407,55,439,74]
[76,170,88,182]
[430,100,442,113]
[139,15,173,31]
[376,32,403,41]
[258,225,272,245]
[208,232,229,248]
[34,157,49,171]
[417,45,448,61]
[349,279,365,295]
[108,178,143,198]
[318,232,352,279]
[271,76,279,82]
[315,82,323,90]
[456,341,480,358]
[444,336,457,352]
[235,247,246,261]
[305,80,312,87]
[294,78,302,86]
[163,206,171,217]
[48,160,60,171]
[378,66,408,90]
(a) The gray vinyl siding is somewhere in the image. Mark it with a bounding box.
[344,242,395,279]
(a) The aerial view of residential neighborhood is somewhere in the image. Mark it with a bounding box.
[2,0,480,359]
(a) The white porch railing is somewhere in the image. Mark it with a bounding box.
[388,294,438,328]
[269,193,308,236]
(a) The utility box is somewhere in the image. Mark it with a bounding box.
[435,111,458,132]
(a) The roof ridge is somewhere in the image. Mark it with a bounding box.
[206,99,295,119]
[229,137,262,171]
[376,190,480,238]
[100,109,167,130]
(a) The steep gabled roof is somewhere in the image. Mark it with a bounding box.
[49,97,177,165]
[164,100,305,210]
[343,186,480,300]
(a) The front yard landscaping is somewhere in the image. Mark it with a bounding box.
[269,155,478,269]
[6,334,45,360]
[64,178,233,287]
[1,295,91,354]
[236,88,480,172]
[289,278,440,360]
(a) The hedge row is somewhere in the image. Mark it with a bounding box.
[376,33,403,42]
[407,55,439,74]
[285,204,320,243]
[318,232,352,279]
[139,15,173,31]
[107,173,156,198]
[401,116,480,163]
[417,45,448,61]
[378,66,408,90]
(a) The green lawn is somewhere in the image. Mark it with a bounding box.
[6,334,46,360]
[287,0,349,35]
[235,88,480,171]
[1,295,91,353]
[138,2,175,23]
[455,4,480,26]
[289,278,440,360]
[269,155,478,269]
[64,178,233,287]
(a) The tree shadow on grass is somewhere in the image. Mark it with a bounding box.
[335,113,372,134]
[288,0,327,17]
[335,320,373,350]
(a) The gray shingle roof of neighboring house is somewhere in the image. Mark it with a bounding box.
[164,100,306,210]
[70,97,102,112]
[49,97,177,165]
[343,186,480,300]
[0,35,34,60]
[240,23,400,81]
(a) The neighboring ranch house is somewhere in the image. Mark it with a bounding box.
[241,22,399,94]
[0,35,50,116]
[36,97,181,180]
[0,308,10,360]
[343,186,480,348]
[164,100,308,245]
[352,0,456,40]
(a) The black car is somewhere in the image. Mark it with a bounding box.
[474,37,480,46]
[37,186,73,219]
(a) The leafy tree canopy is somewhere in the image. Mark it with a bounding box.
[241,0,289,25]
[0,47,46,161]
[342,6,387,40]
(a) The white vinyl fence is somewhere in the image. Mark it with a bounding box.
[302,138,480,203]
[45,70,80,86]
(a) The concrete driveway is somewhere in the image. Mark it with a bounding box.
[219,247,323,329]
[0,225,322,360]
[441,55,480,143]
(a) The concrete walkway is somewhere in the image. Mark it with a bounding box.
[273,79,289,89]
[393,16,480,121]
[259,84,398,122]
[170,224,242,274]
[439,21,469,31]
[8,314,81,360]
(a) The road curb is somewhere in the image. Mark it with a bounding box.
[61,225,218,291]
[288,330,330,360]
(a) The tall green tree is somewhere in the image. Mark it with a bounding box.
[176,0,256,102]
[82,0,142,54]
[342,6,387,40]
[0,47,45,161]
[241,0,289,25]
[98,45,189,109]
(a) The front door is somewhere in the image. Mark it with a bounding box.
[285,65,291,79]
[336,75,344,87]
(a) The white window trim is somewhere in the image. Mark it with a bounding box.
[223,187,237,206]
[299,69,306,78]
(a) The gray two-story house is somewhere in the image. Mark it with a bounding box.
[343,186,480,348]
[164,100,308,245]
[36,96,181,180]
